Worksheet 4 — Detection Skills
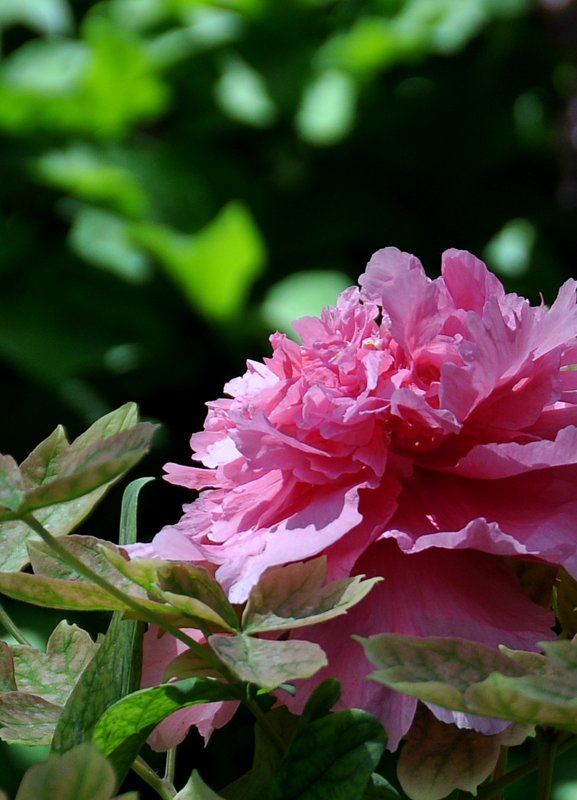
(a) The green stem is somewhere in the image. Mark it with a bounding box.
[132,756,176,799]
[0,600,32,645]
[164,747,177,784]
[21,513,224,672]
[536,730,558,800]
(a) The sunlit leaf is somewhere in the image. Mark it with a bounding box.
[0,622,99,745]
[9,621,98,707]
[91,677,238,777]
[0,404,155,572]
[0,571,126,611]
[242,557,380,634]
[134,201,266,320]
[158,562,239,631]
[209,633,327,689]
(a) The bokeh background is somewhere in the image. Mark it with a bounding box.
[2,0,577,795]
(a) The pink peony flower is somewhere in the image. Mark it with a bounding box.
[144,247,577,747]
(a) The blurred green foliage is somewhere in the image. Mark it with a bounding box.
[1,0,577,517]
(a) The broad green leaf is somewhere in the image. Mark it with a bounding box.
[28,536,142,595]
[20,423,155,512]
[0,622,98,745]
[221,706,299,800]
[175,770,226,800]
[361,633,577,734]
[91,677,238,772]
[158,562,239,631]
[134,201,265,321]
[52,476,147,765]
[102,551,238,630]
[0,571,126,611]
[9,621,98,707]
[396,706,505,800]
[242,557,380,634]
[209,633,327,689]
[14,742,125,800]
[0,693,62,745]
[52,612,144,759]
[0,403,155,572]
[256,709,387,800]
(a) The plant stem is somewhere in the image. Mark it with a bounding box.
[132,756,176,799]
[536,730,558,800]
[164,747,177,784]
[21,513,224,671]
[0,600,32,645]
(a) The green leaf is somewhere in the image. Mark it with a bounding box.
[299,679,341,725]
[261,271,351,337]
[360,633,577,733]
[28,536,142,595]
[0,640,17,691]
[209,634,327,690]
[256,709,387,800]
[52,477,146,771]
[134,201,266,321]
[14,742,127,800]
[52,612,144,759]
[175,770,226,800]
[0,693,62,745]
[19,423,156,512]
[396,706,506,800]
[118,477,155,546]
[361,773,400,799]
[9,621,98,706]
[101,550,238,630]
[0,455,26,512]
[91,678,238,776]
[0,571,127,611]
[157,562,239,632]
[242,557,380,634]
[0,403,156,572]
[0,622,99,745]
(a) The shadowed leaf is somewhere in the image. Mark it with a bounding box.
[257,708,386,800]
